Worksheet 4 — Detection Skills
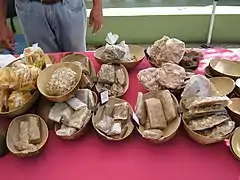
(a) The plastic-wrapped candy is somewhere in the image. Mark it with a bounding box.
[67,107,91,129]
[157,90,177,123]
[95,115,114,134]
[134,92,147,125]
[143,129,163,140]
[113,102,129,120]
[0,67,19,90]
[198,121,235,139]
[100,41,129,62]
[188,113,229,131]
[145,98,167,129]
[181,75,218,100]
[107,122,122,136]
[137,64,186,90]
[8,90,32,111]
[29,116,41,144]
[98,64,115,84]
[23,44,45,69]
[147,36,185,67]
[56,124,77,137]
[48,103,69,123]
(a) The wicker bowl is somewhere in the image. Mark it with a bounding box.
[92,97,134,141]
[0,60,40,118]
[61,53,96,89]
[37,62,82,102]
[209,59,240,80]
[95,63,129,98]
[209,77,235,96]
[94,45,145,70]
[6,114,48,157]
[54,90,98,140]
[230,127,240,160]
[227,98,240,126]
[181,101,232,145]
[136,91,181,143]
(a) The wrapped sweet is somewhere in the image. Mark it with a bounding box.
[137,63,187,91]
[113,102,128,120]
[157,90,177,123]
[143,129,163,140]
[96,115,114,134]
[147,36,185,67]
[46,67,77,96]
[145,98,167,129]
[56,124,77,137]
[67,107,91,129]
[23,44,45,69]
[48,103,69,123]
[98,64,115,84]
[100,41,134,62]
[134,92,147,125]
[8,91,32,111]
[29,116,41,144]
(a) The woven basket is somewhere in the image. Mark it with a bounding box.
[92,97,134,141]
[54,90,98,140]
[136,91,181,143]
[6,114,48,157]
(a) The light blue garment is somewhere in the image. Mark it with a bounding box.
[15,0,87,53]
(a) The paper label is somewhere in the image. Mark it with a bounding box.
[100,90,109,104]
[132,112,140,126]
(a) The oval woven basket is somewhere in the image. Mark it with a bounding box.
[6,114,48,157]
[92,97,134,141]
[136,91,181,143]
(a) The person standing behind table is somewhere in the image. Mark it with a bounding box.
[0,0,103,53]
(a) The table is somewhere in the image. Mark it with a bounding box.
[1,48,240,180]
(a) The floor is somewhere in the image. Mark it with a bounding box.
[85,0,240,8]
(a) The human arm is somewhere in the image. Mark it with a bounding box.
[0,0,14,51]
[89,0,103,34]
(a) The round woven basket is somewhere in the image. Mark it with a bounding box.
[54,90,98,140]
[6,114,48,157]
[92,97,134,141]
[95,63,129,98]
[0,60,40,118]
[136,91,181,143]
[94,45,145,70]
[181,100,232,145]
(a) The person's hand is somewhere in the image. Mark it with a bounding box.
[0,23,14,51]
[88,6,103,34]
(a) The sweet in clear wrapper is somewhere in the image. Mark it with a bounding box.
[147,36,186,67]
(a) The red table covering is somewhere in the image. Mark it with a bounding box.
[1,49,240,180]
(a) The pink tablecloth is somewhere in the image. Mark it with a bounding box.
[0,48,240,180]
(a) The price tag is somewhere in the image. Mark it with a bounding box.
[132,112,140,126]
[100,90,109,105]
